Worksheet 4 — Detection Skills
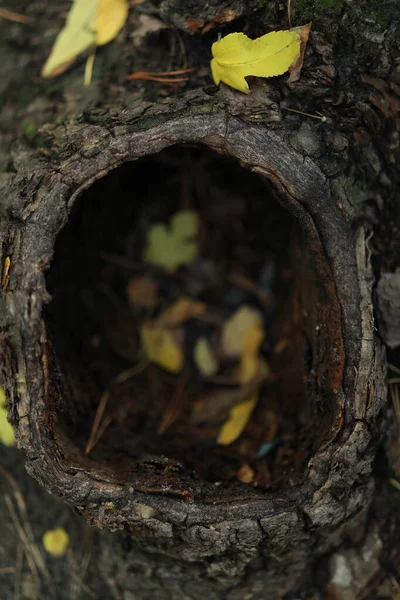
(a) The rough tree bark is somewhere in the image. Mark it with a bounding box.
[0,0,399,598]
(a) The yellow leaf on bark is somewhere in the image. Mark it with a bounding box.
[0,387,15,447]
[96,0,128,46]
[211,30,301,94]
[42,0,128,78]
[140,323,184,373]
[42,0,98,77]
[42,528,69,557]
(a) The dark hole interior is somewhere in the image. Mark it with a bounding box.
[45,144,333,498]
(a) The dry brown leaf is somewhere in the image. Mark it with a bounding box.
[287,22,312,83]
[132,14,167,48]
[229,272,271,308]
[191,359,268,424]
[157,297,206,328]
[127,276,159,310]
[237,464,255,483]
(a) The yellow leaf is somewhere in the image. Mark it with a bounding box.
[217,352,268,445]
[218,394,258,445]
[157,297,206,328]
[0,387,15,447]
[194,337,219,377]
[96,0,128,46]
[144,210,200,273]
[42,528,69,557]
[42,0,129,78]
[211,30,301,94]
[140,323,184,373]
[42,0,99,77]
[221,305,263,358]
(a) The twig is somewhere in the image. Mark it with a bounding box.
[282,107,328,122]
[84,46,96,87]
[114,358,149,384]
[0,8,29,23]
[5,495,43,588]
[0,567,16,574]
[96,251,143,271]
[85,390,110,454]
[390,383,400,427]
[68,533,95,600]
[1,256,11,288]
[389,478,400,493]
[158,371,189,434]
[287,0,292,27]
[126,68,193,83]
[14,544,23,600]
[0,467,49,580]
[389,363,400,375]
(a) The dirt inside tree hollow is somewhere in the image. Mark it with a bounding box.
[45,144,322,497]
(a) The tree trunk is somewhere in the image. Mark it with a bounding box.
[1,1,399,598]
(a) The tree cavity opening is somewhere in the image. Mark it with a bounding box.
[45,144,344,500]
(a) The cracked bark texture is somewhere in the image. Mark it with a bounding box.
[0,0,399,598]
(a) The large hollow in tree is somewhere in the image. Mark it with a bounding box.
[1,110,386,587]
[45,144,342,495]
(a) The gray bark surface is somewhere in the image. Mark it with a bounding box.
[0,0,399,598]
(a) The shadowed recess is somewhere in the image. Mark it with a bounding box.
[45,144,343,500]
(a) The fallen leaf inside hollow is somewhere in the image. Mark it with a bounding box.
[211,29,302,94]
[140,323,184,373]
[144,210,200,273]
[218,393,258,445]
[157,297,206,328]
[0,387,15,447]
[221,305,263,359]
[191,358,268,424]
[42,528,69,557]
[218,323,267,445]
[194,337,219,377]
[127,276,159,311]
[42,0,129,78]
[237,463,255,483]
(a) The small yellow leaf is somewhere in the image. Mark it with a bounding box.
[0,387,15,447]
[194,337,219,377]
[211,29,301,94]
[42,0,129,78]
[157,297,206,328]
[217,394,258,446]
[42,0,99,78]
[144,210,200,273]
[42,528,69,557]
[140,323,184,373]
[96,0,128,46]
[221,305,263,358]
